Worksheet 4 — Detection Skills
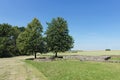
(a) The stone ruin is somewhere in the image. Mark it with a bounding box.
[32,55,120,63]
[63,55,111,61]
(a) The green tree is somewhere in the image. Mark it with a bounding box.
[16,29,30,55]
[45,17,74,57]
[17,18,43,58]
[18,27,25,32]
[0,24,22,57]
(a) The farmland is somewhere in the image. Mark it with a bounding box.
[42,50,120,56]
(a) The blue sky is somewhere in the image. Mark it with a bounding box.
[0,0,120,50]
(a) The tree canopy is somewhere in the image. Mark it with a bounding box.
[0,24,24,57]
[45,17,74,57]
[17,18,44,58]
[0,17,74,58]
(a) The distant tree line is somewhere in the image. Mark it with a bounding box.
[0,17,74,58]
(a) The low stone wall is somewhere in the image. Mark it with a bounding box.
[106,60,120,63]
[63,55,111,61]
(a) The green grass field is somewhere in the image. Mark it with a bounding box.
[75,50,120,55]
[1,50,120,80]
[25,59,120,80]
[40,50,120,57]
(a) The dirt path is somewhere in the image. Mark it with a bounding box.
[0,56,47,80]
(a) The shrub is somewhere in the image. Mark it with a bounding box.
[105,49,111,51]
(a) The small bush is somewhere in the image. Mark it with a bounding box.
[105,49,111,51]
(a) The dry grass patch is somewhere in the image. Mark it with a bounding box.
[0,56,47,80]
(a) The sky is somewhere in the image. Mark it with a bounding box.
[0,0,120,50]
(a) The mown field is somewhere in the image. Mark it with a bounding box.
[25,60,120,80]
[25,50,120,80]
[75,50,120,55]
[0,56,47,80]
[41,50,120,56]
[1,50,120,80]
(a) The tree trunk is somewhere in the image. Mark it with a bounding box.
[55,52,57,57]
[35,52,37,59]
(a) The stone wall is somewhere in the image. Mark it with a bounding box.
[63,55,111,61]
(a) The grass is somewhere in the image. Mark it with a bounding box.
[25,61,47,80]
[25,60,120,80]
[1,50,120,80]
[110,57,120,60]
[0,56,47,80]
[39,50,120,56]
